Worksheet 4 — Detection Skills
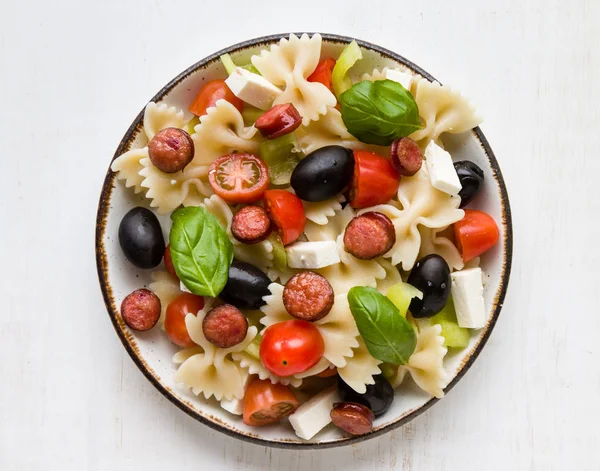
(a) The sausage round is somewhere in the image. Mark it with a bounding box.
[148,127,195,173]
[283,271,334,322]
[389,137,422,176]
[202,304,249,348]
[231,205,272,244]
[120,289,161,331]
[255,103,302,139]
[330,402,375,436]
[343,212,396,260]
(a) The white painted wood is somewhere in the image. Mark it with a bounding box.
[0,0,598,469]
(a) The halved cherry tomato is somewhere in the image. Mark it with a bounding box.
[454,209,500,262]
[263,190,306,245]
[349,150,400,208]
[189,79,244,117]
[164,293,204,348]
[208,154,269,204]
[163,244,178,278]
[243,378,299,426]
[260,319,324,376]
[308,58,336,93]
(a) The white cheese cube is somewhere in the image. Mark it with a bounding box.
[425,141,462,196]
[289,387,340,440]
[286,241,340,269]
[224,67,282,110]
[385,69,414,91]
[180,281,192,294]
[451,268,486,329]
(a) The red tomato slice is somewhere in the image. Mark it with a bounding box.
[208,154,269,204]
[307,58,336,93]
[263,190,306,245]
[189,79,244,117]
[349,150,400,208]
[243,378,299,426]
[260,319,325,377]
[454,209,500,262]
[164,293,204,348]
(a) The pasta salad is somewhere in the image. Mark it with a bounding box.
[111,34,499,440]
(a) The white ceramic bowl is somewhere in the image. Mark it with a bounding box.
[95,33,512,449]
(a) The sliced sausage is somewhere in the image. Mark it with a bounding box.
[389,137,422,176]
[148,127,194,173]
[283,271,334,322]
[343,212,396,260]
[231,205,272,244]
[120,289,161,331]
[202,304,248,348]
[255,103,302,139]
[330,402,375,436]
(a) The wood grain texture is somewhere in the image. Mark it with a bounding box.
[1,0,598,469]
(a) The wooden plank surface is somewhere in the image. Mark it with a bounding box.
[1,0,598,469]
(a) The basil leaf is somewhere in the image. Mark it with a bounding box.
[348,286,417,364]
[169,206,233,297]
[339,79,422,146]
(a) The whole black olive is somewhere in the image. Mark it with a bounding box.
[219,261,271,310]
[118,207,165,269]
[454,160,484,208]
[407,254,451,318]
[290,145,354,202]
[337,375,394,417]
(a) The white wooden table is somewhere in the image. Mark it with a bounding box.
[1,0,598,469]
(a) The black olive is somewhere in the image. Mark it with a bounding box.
[337,375,394,417]
[407,254,451,318]
[118,207,165,269]
[290,145,354,202]
[454,160,484,208]
[219,261,271,310]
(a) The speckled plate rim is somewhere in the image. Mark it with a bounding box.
[95,32,513,449]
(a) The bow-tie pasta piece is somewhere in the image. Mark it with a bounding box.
[392,324,448,398]
[174,299,258,401]
[260,283,359,368]
[418,226,464,271]
[360,166,464,271]
[362,67,418,96]
[409,79,482,145]
[144,102,187,140]
[251,34,336,125]
[374,258,404,295]
[149,271,181,325]
[111,147,149,194]
[232,348,303,388]
[338,338,382,394]
[303,193,346,226]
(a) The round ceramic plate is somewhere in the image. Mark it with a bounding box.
[96,33,512,448]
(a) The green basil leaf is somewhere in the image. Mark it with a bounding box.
[169,206,233,297]
[348,286,417,364]
[339,79,422,146]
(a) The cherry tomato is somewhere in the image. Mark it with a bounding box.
[454,209,500,262]
[243,378,299,426]
[189,79,244,117]
[307,58,336,93]
[163,244,178,278]
[263,190,306,245]
[164,293,205,348]
[349,150,400,208]
[208,154,269,204]
[260,320,324,376]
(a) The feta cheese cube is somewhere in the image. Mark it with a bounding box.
[425,141,462,196]
[451,268,486,329]
[289,387,340,440]
[224,67,282,110]
[286,241,340,269]
[385,69,414,91]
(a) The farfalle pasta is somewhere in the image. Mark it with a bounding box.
[251,34,336,125]
[112,35,499,441]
